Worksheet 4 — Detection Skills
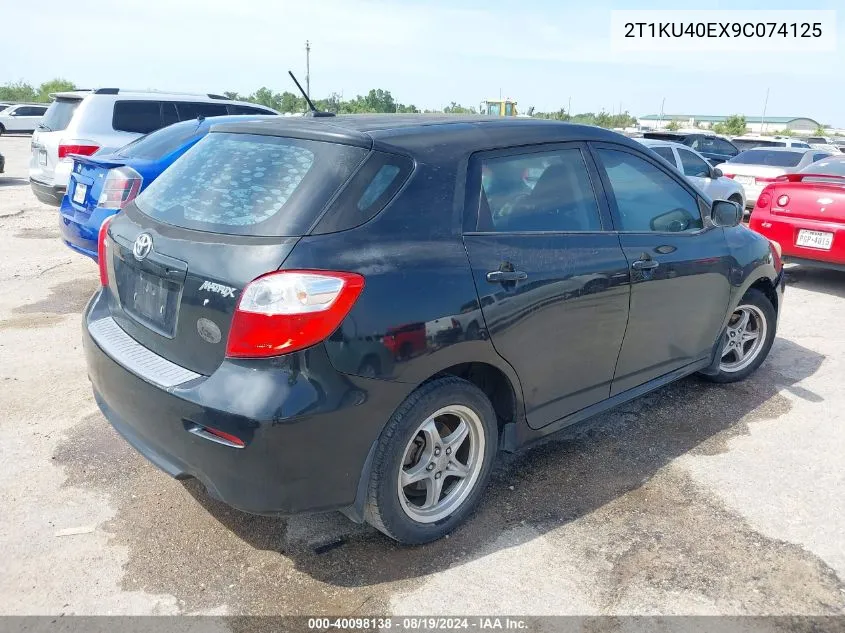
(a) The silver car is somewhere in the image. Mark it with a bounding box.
[716,147,833,208]
[637,138,746,209]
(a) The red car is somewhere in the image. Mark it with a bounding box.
[749,155,845,271]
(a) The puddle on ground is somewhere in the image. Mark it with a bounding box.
[14,278,98,315]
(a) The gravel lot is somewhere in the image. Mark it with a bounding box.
[1,133,844,620]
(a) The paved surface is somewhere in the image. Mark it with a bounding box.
[1,133,844,618]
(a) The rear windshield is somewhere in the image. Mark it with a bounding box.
[40,98,80,132]
[134,132,367,236]
[800,158,845,176]
[728,150,804,167]
[117,120,205,160]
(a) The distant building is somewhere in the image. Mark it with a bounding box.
[637,114,822,134]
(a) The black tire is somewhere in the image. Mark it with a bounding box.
[728,194,743,208]
[364,376,498,544]
[700,288,776,384]
[0,124,5,136]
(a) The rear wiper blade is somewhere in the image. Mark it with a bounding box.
[37,123,52,131]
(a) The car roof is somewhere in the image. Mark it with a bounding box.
[49,90,269,108]
[637,138,688,150]
[209,114,638,154]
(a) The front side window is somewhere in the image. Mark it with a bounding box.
[677,148,711,177]
[478,148,602,232]
[595,148,703,233]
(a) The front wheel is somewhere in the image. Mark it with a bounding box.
[701,288,776,383]
[364,376,498,544]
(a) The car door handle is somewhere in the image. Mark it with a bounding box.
[631,258,659,271]
[486,270,528,283]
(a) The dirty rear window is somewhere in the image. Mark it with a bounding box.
[728,150,804,167]
[134,133,367,236]
[40,98,80,132]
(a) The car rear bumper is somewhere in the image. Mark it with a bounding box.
[750,214,845,268]
[59,197,117,261]
[82,291,410,517]
[30,178,65,206]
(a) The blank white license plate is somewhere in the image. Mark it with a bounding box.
[72,183,87,204]
[735,175,754,185]
[38,150,47,166]
[796,229,833,250]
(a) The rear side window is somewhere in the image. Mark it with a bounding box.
[117,119,205,160]
[135,133,368,236]
[595,148,702,233]
[476,148,602,232]
[40,98,80,131]
[312,151,414,234]
[228,104,275,115]
[176,102,228,120]
[650,146,676,165]
[113,101,164,134]
[812,152,831,163]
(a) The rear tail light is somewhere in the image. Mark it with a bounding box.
[776,194,789,207]
[226,270,365,358]
[98,166,142,209]
[754,176,777,183]
[723,174,735,179]
[97,216,113,285]
[756,191,772,209]
[58,143,100,160]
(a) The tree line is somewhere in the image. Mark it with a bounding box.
[0,77,640,130]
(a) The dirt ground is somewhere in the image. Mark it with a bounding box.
[1,133,844,620]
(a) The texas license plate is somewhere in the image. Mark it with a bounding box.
[735,175,754,185]
[72,183,87,204]
[796,229,833,250]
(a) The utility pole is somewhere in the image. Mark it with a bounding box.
[659,97,665,128]
[760,87,770,134]
[305,40,311,99]
[567,96,571,117]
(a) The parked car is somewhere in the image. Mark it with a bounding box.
[29,89,278,206]
[638,138,746,208]
[731,135,811,151]
[642,131,739,166]
[808,143,842,154]
[749,155,845,270]
[717,148,833,208]
[59,114,273,260]
[0,103,49,134]
[0,150,5,174]
[84,115,783,544]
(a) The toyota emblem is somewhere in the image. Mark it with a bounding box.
[133,233,153,261]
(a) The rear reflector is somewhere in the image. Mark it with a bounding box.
[188,424,245,448]
[97,216,113,284]
[226,270,365,358]
[98,166,142,209]
[58,143,100,159]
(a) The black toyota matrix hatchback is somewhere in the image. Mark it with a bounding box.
[84,115,784,544]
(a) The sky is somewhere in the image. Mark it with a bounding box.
[2,0,843,125]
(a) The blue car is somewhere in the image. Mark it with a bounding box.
[59,115,271,260]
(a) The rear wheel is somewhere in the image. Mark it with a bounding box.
[701,288,776,383]
[0,124,5,136]
[364,376,498,544]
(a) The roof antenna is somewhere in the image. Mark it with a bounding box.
[288,70,335,118]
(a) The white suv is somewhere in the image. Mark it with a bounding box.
[29,89,278,206]
[0,104,49,134]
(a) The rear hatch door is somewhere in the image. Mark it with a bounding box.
[30,97,82,184]
[101,129,370,375]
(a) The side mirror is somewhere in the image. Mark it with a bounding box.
[712,167,723,178]
[711,200,742,227]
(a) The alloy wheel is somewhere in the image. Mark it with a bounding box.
[720,304,768,373]
[397,404,485,523]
